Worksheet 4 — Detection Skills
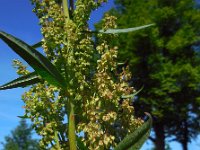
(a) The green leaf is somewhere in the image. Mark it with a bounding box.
[0,30,66,88]
[31,41,42,49]
[117,62,126,65]
[128,119,151,150]
[17,114,29,119]
[114,113,152,150]
[0,72,41,90]
[99,24,154,34]
[121,86,144,99]
[76,137,89,150]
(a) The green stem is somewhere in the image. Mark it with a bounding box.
[62,0,70,19]
[68,99,77,150]
[61,0,70,80]
[62,1,77,150]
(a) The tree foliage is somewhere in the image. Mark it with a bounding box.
[2,119,39,150]
[107,0,200,149]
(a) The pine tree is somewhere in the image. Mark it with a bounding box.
[2,119,39,150]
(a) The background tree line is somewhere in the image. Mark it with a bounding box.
[100,0,200,149]
[1,119,39,150]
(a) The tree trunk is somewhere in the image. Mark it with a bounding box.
[153,122,165,150]
[181,120,188,150]
[182,142,188,150]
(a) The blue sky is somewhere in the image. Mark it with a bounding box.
[0,1,199,150]
[0,0,41,147]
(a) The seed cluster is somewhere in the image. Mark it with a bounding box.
[13,0,145,149]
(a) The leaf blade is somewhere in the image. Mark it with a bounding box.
[0,31,66,88]
[114,113,152,150]
[121,86,144,99]
[17,114,29,119]
[99,24,155,34]
[0,72,41,90]
[31,41,42,49]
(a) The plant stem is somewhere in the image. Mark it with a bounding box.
[62,1,77,150]
[62,0,70,19]
[68,99,77,150]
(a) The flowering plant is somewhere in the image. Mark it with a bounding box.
[0,0,153,149]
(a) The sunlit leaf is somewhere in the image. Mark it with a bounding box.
[114,113,152,150]
[99,24,154,34]
[0,30,66,88]
[121,86,144,99]
[0,72,41,90]
[117,62,126,65]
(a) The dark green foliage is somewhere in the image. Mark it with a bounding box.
[76,137,89,150]
[2,119,39,150]
[31,41,42,49]
[107,0,200,149]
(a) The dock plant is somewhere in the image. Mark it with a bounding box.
[0,0,153,149]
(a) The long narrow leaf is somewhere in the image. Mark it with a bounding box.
[114,113,152,150]
[99,24,154,34]
[17,114,29,119]
[128,129,151,150]
[31,41,42,49]
[0,72,41,90]
[121,86,144,99]
[0,31,66,88]
[128,113,151,150]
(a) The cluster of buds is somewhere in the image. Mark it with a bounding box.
[76,12,143,149]
[21,81,66,148]
[12,59,30,75]
[12,0,145,149]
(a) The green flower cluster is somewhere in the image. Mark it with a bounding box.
[12,0,144,149]
[75,15,143,149]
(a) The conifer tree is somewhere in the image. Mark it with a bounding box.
[107,0,200,149]
[2,119,39,150]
